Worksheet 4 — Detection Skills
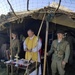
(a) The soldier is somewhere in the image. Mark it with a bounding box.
[47,30,70,75]
[0,43,9,60]
[10,32,20,59]
[23,29,42,75]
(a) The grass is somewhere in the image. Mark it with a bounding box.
[0,62,24,75]
[0,67,24,75]
[0,61,75,75]
[0,68,7,75]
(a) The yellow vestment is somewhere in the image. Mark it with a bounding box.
[25,35,38,61]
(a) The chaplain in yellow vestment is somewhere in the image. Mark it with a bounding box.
[25,35,39,61]
[23,29,42,75]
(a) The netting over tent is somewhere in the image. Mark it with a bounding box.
[0,0,75,16]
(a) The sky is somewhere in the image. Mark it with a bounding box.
[0,0,75,15]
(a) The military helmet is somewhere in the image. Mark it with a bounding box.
[57,30,64,34]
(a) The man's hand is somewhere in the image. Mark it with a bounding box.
[26,49,32,52]
[62,61,66,66]
[25,48,28,51]
[27,50,32,52]
[62,61,66,68]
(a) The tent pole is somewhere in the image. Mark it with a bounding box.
[43,21,49,75]
[9,25,13,75]
[10,25,12,59]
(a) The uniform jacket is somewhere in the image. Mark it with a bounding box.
[11,38,20,58]
[48,39,70,63]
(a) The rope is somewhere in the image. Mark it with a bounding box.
[7,0,19,19]
[27,0,30,11]
[54,0,61,13]
[7,0,24,23]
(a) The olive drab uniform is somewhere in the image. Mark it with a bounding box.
[11,39,20,59]
[48,39,70,75]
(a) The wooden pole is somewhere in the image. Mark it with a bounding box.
[37,13,46,37]
[43,21,49,75]
[10,25,12,59]
[9,25,13,75]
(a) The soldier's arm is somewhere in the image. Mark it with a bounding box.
[64,43,70,63]
[48,41,54,56]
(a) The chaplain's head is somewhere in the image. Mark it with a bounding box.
[27,29,34,37]
[57,30,64,40]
